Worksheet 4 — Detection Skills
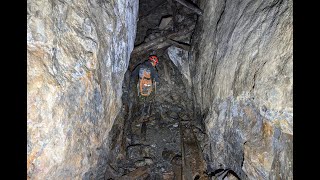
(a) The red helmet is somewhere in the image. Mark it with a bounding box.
[149,55,159,65]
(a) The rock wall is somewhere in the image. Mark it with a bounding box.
[189,0,293,179]
[27,0,138,179]
[166,45,195,101]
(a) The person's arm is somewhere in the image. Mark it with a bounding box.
[151,68,160,84]
[131,65,139,79]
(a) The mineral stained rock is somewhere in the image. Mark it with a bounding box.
[27,0,138,179]
[189,0,293,179]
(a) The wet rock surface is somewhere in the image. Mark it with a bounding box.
[189,0,293,179]
[27,0,138,179]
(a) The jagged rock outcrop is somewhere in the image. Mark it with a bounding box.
[189,0,293,179]
[27,0,138,179]
[167,45,193,99]
[167,46,191,86]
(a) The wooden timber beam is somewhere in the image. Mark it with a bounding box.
[167,39,191,51]
[131,25,194,57]
[173,0,203,15]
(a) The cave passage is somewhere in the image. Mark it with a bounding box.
[104,0,213,179]
[27,0,292,178]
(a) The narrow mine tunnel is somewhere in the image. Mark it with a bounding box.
[27,0,292,179]
[104,0,212,179]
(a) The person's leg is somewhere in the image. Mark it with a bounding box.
[141,121,147,141]
[145,91,155,117]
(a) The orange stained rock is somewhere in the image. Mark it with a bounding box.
[262,121,273,139]
[27,147,40,174]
